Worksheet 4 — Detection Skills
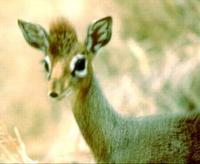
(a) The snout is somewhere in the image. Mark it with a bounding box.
[48,91,59,98]
[48,79,62,98]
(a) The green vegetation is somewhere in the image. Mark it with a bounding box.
[117,0,200,52]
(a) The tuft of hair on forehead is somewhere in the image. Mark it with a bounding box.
[49,17,78,55]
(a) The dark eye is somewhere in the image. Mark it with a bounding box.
[43,56,51,73]
[70,54,87,78]
[74,58,85,71]
[44,60,49,72]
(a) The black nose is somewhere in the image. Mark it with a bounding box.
[49,92,58,98]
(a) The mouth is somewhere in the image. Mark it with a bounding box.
[57,88,72,100]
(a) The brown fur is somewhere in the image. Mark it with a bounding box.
[49,18,77,55]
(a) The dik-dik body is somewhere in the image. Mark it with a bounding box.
[18,16,200,163]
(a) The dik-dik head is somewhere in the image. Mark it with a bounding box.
[18,16,112,99]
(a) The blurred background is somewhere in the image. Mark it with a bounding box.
[1,0,200,162]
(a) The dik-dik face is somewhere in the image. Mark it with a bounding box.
[18,16,112,99]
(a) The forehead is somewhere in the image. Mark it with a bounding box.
[49,18,78,56]
[49,42,87,60]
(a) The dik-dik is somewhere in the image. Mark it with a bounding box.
[18,16,200,163]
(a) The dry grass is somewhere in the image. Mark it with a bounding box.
[0,124,37,163]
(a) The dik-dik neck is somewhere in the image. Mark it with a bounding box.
[73,74,121,160]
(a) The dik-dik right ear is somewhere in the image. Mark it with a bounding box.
[85,16,112,54]
[18,20,49,52]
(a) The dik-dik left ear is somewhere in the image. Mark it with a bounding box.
[18,20,49,52]
[85,16,112,54]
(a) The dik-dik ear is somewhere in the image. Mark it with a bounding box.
[85,16,112,54]
[18,19,49,52]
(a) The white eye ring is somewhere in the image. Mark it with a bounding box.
[70,54,88,78]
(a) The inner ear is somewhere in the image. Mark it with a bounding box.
[85,16,112,54]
